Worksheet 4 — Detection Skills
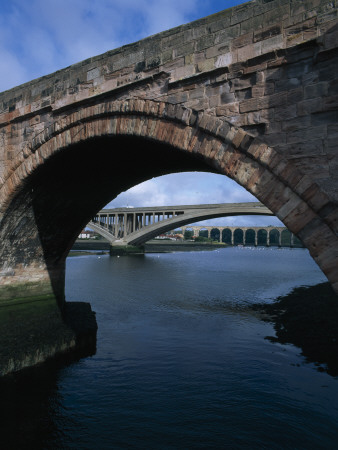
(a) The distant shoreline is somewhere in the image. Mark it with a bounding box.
[71,239,303,254]
[71,239,226,253]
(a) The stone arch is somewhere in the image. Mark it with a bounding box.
[182,226,194,240]
[257,229,268,246]
[222,228,232,245]
[234,229,244,246]
[245,229,256,246]
[1,99,338,300]
[269,229,280,247]
[210,228,220,242]
[198,228,209,238]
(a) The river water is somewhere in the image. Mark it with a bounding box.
[2,247,338,449]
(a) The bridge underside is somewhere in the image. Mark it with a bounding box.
[1,103,338,303]
[0,135,214,304]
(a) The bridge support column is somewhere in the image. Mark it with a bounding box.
[109,244,144,255]
[122,213,126,238]
[0,242,96,376]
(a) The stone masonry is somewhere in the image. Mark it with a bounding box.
[0,0,337,306]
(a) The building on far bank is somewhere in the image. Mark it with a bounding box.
[78,229,95,239]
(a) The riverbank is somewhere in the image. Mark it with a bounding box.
[0,298,97,377]
[252,282,338,376]
[72,240,110,251]
[72,239,227,253]
[145,240,227,252]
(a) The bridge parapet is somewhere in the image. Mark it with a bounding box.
[0,0,336,119]
[0,0,337,207]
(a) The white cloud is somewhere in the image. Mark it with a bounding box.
[106,172,284,228]
[0,49,28,92]
[0,0,205,91]
[0,0,247,92]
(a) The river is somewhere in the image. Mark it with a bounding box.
[1,247,338,449]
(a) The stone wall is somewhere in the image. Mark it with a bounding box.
[0,0,337,199]
[0,0,337,293]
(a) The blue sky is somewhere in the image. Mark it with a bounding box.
[0,0,283,227]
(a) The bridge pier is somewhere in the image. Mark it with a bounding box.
[0,191,98,376]
[109,244,145,256]
[0,258,97,376]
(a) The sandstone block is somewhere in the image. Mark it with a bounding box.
[232,32,253,49]
[197,59,215,73]
[297,97,323,116]
[254,25,282,42]
[238,42,262,62]
[304,81,328,99]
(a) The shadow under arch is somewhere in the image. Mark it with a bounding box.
[1,99,338,305]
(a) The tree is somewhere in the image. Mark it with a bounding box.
[194,236,210,242]
[184,230,194,240]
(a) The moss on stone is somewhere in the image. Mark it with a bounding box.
[0,297,97,377]
[0,281,54,302]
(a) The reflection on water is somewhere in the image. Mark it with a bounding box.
[254,282,338,376]
[2,247,338,449]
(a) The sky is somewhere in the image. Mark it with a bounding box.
[0,0,283,227]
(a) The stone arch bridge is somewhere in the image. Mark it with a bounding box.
[0,0,337,373]
[88,201,273,246]
[181,225,302,247]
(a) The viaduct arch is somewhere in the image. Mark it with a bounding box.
[0,0,337,374]
[181,225,302,247]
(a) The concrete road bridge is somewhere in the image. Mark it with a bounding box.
[88,202,273,246]
[0,0,337,374]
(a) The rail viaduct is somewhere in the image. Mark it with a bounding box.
[180,225,302,246]
[88,202,274,245]
[0,0,337,372]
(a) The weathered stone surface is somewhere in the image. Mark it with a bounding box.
[0,0,338,375]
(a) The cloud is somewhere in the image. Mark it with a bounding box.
[0,49,28,93]
[0,0,205,92]
[106,172,284,227]
[0,0,247,92]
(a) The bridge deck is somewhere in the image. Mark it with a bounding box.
[90,202,274,245]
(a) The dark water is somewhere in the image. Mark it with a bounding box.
[2,247,338,449]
